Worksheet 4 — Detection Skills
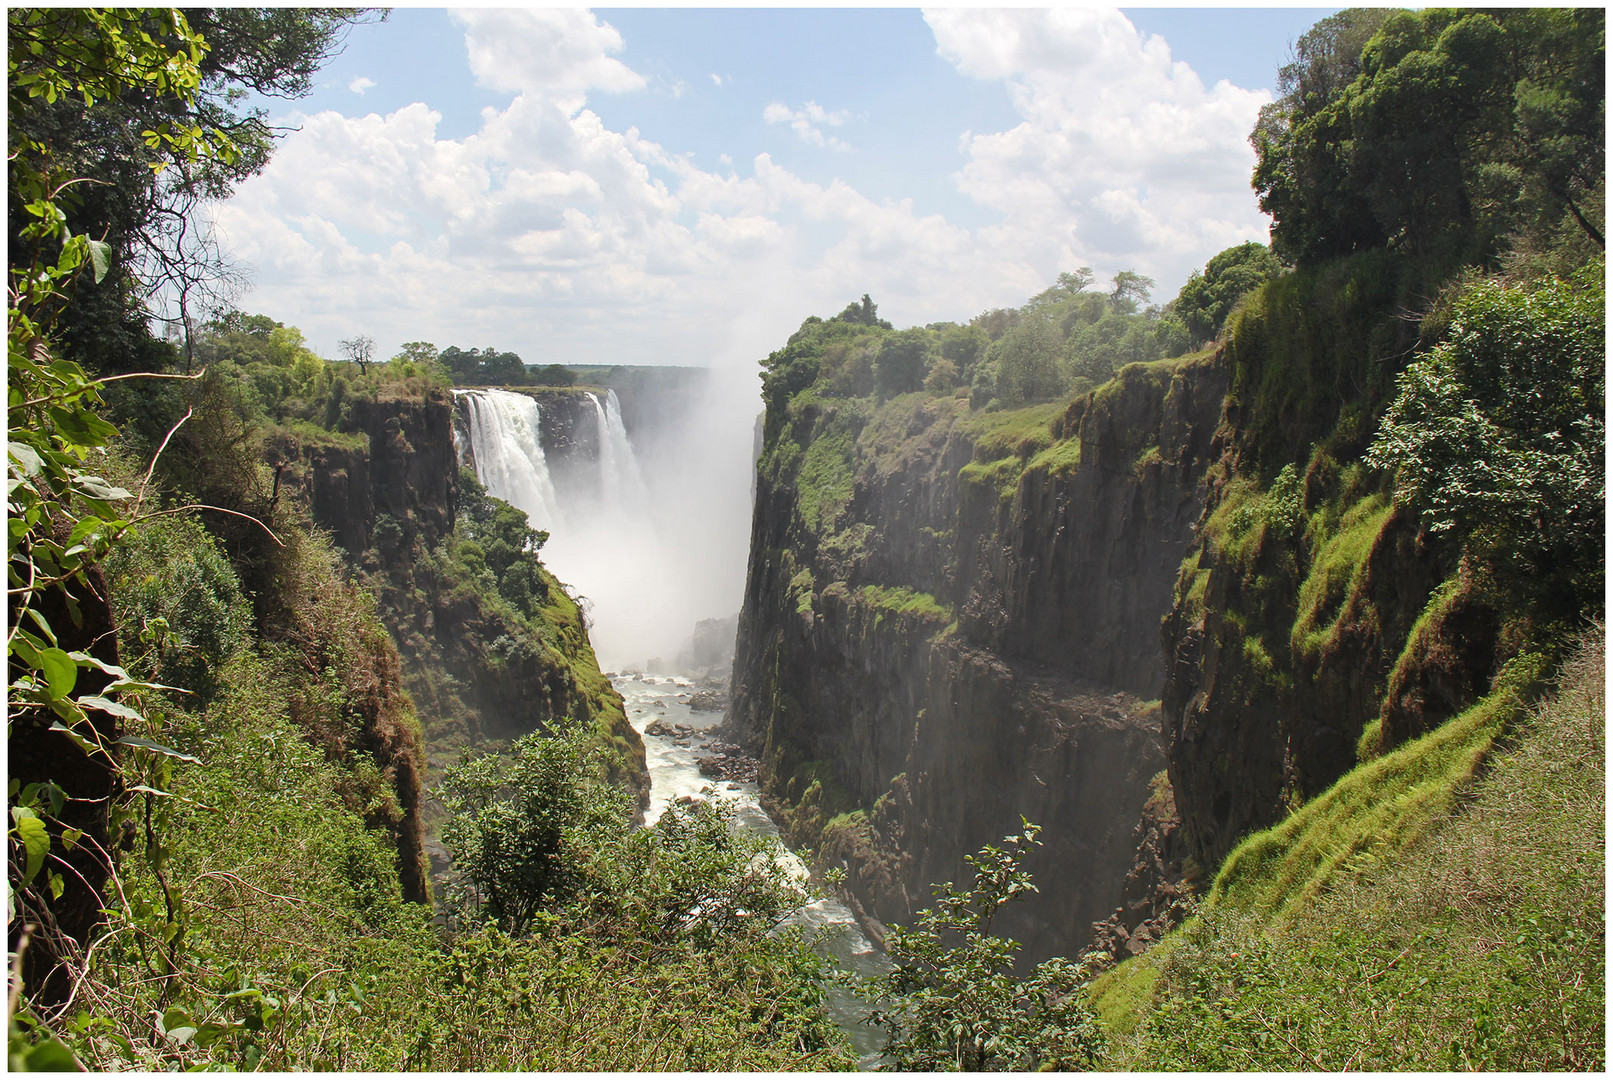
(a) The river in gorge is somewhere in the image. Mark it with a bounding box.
[614,671,890,1067]
[453,384,891,1065]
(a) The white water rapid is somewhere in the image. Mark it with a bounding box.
[616,674,889,1067]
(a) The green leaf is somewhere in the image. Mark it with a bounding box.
[73,476,131,501]
[122,785,214,811]
[85,239,111,284]
[8,441,43,477]
[11,807,50,884]
[37,648,77,700]
[75,694,143,723]
[116,735,201,764]
[15,1032,79,1071]
[48,721,101,757]
[161,1006,197,1046]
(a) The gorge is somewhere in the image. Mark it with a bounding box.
[9,6,1602,1071]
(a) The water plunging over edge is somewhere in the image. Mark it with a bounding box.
[453,388,563,529]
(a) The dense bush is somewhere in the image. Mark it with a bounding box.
[1367,261,1604,620]
[439,728,627,934]
[105,516,252,705]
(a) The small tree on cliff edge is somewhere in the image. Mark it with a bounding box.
[340,334,374,374]
[864,820,1108,1070]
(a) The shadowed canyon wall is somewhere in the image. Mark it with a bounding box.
[726,355,1227,961]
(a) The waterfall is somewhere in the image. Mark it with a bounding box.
[455,389,563,530]
[586,389,646,510]
[454,371,758,671]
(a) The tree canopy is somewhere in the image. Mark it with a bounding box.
[1253,8,1605,268]
[1173,242,1285,346]
[7,7,376,374]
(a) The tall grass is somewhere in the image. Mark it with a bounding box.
[1097,628,1604,1070]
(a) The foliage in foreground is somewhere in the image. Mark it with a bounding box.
[436,729,851,1067]
[863,822,1106,1071]
[1098,630,1604,1070]
[10,637,849,1070]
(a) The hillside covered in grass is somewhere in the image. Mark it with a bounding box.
[1092,629,1603,1070]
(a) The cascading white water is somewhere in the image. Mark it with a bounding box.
[455,389,563,530]
[457,370,757,672]
[586,390,647,511]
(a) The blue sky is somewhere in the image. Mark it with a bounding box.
[213,8,1337,369]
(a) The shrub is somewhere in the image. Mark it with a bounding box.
[1366,262,1604,620]
[864,821,1107,1070]
[105,515,252,704]
[438,727,629,934]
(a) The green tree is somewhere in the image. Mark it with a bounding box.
[988,315,1066,404]
[531,363,576,386]
[1025,268,1096,314]
[1066,310,1161,384]
[392,340,438,366]
[1254,8,1605,267]
[1173,242,1285,345]
[1108,270,1155,315]
[105,516,251,705]
[938,323,988,381]
[1365,260,1604,620]
[970,307,1021,342]
[439,728,629,935]
[866,821,1107,1071]
[875,327,932,397]
[457,468,551,618]
[573,799,808,951]
[833,293,892,329]
[1250,9,1400,265]
[7,8,377,374]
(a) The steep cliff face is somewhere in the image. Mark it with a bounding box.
[728,355,1226,960]
[277,383,647,806]
[1156,259,1501,872]
[272,385,459,560]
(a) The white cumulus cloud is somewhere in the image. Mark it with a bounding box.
[924,7,1270,296]
[348,75,376,95]
[763,101,853,151]
[453,9,645,101]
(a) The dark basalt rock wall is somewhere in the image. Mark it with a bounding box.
[274,386,459,561]
[728,356,1228,961]
[273,384,648,877]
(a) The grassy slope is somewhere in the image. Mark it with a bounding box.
[1090,631,1604,1069]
